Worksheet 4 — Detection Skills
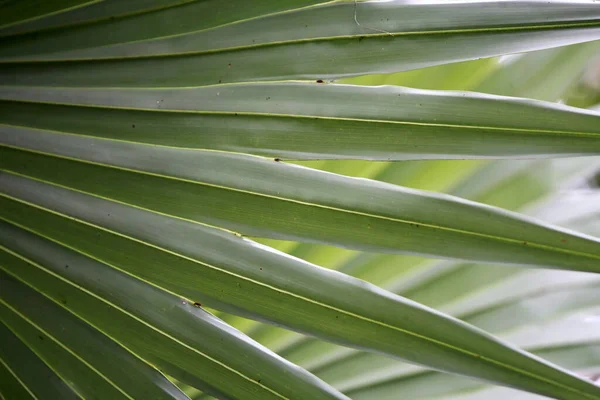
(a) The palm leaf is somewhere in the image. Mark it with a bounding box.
[1,1,600,400]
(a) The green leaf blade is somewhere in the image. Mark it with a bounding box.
[0,300,130,399]
[1,83,599,160]
[0,320,80,400]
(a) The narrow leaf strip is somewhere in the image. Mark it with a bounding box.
[1,83,599,159]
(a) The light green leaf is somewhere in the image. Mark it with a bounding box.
[311,283,600,395]
[475,41,600,101]
[339,58,499,90]
[340,341,600,400]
